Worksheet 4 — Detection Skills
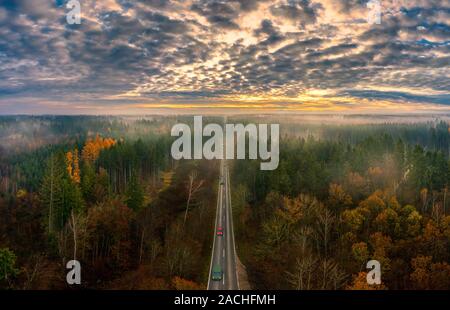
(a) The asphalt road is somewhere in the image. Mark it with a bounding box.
[207,160,239,290]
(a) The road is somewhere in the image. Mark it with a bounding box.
[207,160,239,290]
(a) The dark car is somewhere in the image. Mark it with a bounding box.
[212,265,223,281]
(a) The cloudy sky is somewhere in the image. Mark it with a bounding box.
[0,0,449,114]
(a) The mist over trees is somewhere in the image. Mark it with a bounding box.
[1,115,450,289]
[0,116,217,289]
[230,117,450,290]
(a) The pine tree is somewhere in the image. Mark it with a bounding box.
[81,162,96,203]
[125,172,144,211]
[40,154,65,234]
[60,178,84,228]
[41,153,85,234]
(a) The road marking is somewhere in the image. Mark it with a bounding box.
[207,170,223,290]
[223,248,225,258]
[227,166,240,290]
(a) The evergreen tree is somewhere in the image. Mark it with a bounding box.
[125,172,144,211]
[0,248,19,287]
[81,162,96,203]
[39,154,65,234]
[40,153,85,233]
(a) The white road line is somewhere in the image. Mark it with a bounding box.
[227,166,240,290]
[207,169,222,290]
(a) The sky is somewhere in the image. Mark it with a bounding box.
[0,0,449,114]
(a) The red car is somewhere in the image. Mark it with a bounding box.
[217,227,224,236]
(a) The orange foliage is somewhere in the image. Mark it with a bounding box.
[328,183,352,209]
[82,135,116,163]
[409,256,450,289]
[66,149,80,183]
[172,276,202,290]
[423,220,441,240]
[346,272,387,290]
[369,232,392,272]
[73,149,80,183]
[359,190,386,216]
[370,233,392,256]
[278,196,304,223]
[410,255,432,289]
[66,151,73,177]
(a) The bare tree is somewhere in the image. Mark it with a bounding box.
[68,210,88,261]
[319,259,347,290]
[292,226,313,253]
[286,254,317,290]
[184,171,204,225]
[68,209,78,261]
[315,205,335,257]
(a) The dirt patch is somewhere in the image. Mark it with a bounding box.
[236,256,252,290]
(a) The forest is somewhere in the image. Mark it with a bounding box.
[0,116,217,289]
[231,116,450,290]
[1,115,450,290]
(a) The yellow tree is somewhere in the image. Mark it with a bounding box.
[72,148,80,183]
[66,151,73,178]
[66,149,81,184]
[277,195,304,224]
[328,183,352,211]
[82,135,117,163]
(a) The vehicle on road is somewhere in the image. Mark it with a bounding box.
[212,265,223,281]
[217,227,223,236]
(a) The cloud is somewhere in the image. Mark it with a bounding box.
[191,0,241,29]
[342,90,450,105]
[0,0,448,113]
[270,0,322,27]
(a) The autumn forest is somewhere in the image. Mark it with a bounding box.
[0,115,449,290]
